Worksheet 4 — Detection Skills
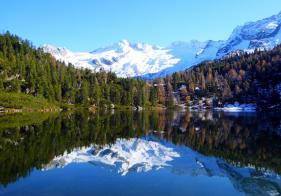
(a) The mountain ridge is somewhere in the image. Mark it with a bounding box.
[43,11,281,79]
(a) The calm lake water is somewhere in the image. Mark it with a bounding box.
[0,110,281,196]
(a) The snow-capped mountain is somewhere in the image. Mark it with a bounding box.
[43,136,281,195]
[217,12,281,58]
[43,11,281,79]
[43,40,180,78]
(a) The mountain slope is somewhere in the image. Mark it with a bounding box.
[217,12,281,57]
[43,11,281,78]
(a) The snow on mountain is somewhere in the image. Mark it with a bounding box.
[43,44,95,70]
[43,11,281,79]
[43,136,281,195]
[43,40,180,78]
[216,11,281,58]
[148,40,224,78]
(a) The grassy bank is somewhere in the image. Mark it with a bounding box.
[0,91,168,113]
[0,112,59,130]
[0,91,60,112]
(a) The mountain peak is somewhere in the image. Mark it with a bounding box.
[43,11,281,79]
[216,11,281,58]
[42,44,71,58]
[116,39,132,53]
[119,39,130,46]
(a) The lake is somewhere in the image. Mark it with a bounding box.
[0,110,281,196]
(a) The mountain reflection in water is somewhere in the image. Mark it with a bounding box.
[0,110,280,195]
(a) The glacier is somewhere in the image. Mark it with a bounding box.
[43,11,281,79]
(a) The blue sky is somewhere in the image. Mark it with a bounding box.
[1,0,280,51]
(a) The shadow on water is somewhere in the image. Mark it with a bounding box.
[0,110,280,187]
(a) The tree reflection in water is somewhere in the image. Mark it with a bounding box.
[0,110,280,186]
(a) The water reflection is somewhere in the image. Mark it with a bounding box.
[43,137,181,175]
[0,110,281,193]
[41,135,281,195]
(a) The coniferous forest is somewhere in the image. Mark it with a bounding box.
[0,31,281,111]
[0,32,149,109]
[2,2,281,195]
[154,45,281,110]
